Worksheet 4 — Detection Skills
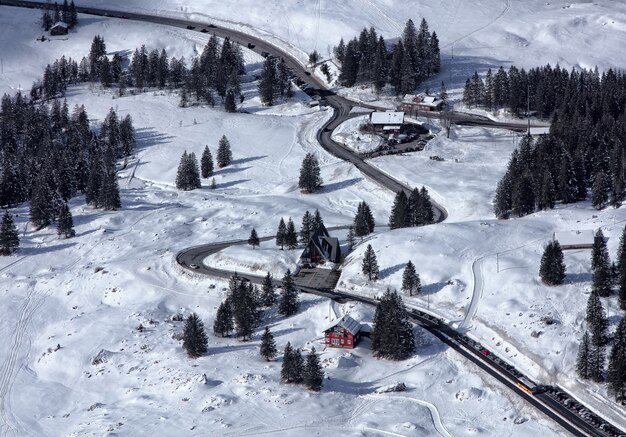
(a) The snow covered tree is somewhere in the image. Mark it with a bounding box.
[56,202,76,239]
[346,226,356,251]
[401,260,421,296]
[361,244,379,281]
[30,174,55,230]
[576,330,591,379]
[276,218,287,250]
[589,342,606,383]
[354,201,375,238]
[248,228,260,249]
[200,146,214,178]
[258,57,276,106]
[303,347,324,391]
[371,288,415,360]
[539,241,566,285]
[618,226,626,310]
[231,279,259,341]
[300,211,313,244]
[182,312,208,358]
[298,153,322,193]
[591,229,612,297]
[388,191,409,229]
[261,272,276,307]
[260,326,277,361]
[213,301,234,337]
[175,150,202,191]
[586,290,608,347]
[217,135,232,168]
[285,218,298,250]
[607,318,626,401]
[278,269,299,316]
[592,170,611,210]
[0,210,19,256]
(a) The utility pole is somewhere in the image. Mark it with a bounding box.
[527,84,531,135]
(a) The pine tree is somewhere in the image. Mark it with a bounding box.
[30,174,54,230]
[261,272,276,307]
[200,146,214,178]
[56,202,75,239]
[259,57,276,106]
[260,326,277,361]
[248,228,260,249]
[300,211,313,244]
[281,342,303,383]
[186,152,202,189]
[298,153,322,193]
[371,288,415,360]
[586,291,608,347]
[418,186,434,224]
[401,260,421,296]
[217,135,232,168]
[592,170,610,210]
[232,280,259,341]
[354,201,375,238]
[591,229,612,297]
[292,348,304,383]
[276,218,287,250]
[539,241,566,285]
[576,330,591,379]
[607,318,626,402]
[589,343,606,383]
[175,150,200,191]
[538,169,556,210]
[182,312,209,358]
[224,89,237,112]
[388,191,409,229]
[361,244,379,280]
[0,210,19,256]
[303,347,324,391]
[617,226,626,311]
[213,301,234,337]
[278,269,299,316]
[346,226,356,251]
[285,218,298,250]
[312,209,324,232]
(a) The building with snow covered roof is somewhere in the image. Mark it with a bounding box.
[370,111,404,133]
[323,315,362,349]
[50,21,69,36]
[300,225,341,265]
[401,94,444,113]
[554,230,594,250]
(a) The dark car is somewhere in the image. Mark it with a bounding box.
[305,71,311,76]
[186,25,195,30]
[247,43,255,49]
[200,28,209,33]
[261,51,270,58]
[208,24,217,28]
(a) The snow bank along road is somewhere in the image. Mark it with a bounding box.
[3,1,621,436]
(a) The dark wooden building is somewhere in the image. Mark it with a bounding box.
[300,225,341,265]
[323,315,362,349]
[50,21,69,36]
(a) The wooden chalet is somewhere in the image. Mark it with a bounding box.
[300,225,341,265]
[323,315,362,349]
[554,230,594,250]
[369,111,404,133]
[50,21,69,36]
[401,94,444,114]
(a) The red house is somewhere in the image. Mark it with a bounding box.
[323,315,362,349]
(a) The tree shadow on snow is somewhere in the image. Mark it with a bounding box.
[320,177,362,194]
[209,343,256,356]
[231,155,267,165]
[216,179,250,189]
[213,166,251,176]
[19,242,77,256]
[566,272,592,284]
[379,263,406,280]
[134,127,176,151]
[421,281,449,296]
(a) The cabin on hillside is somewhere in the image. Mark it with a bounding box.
[300,225,341,265]
[370,111,404,133]
[50,21,69,36]
[323,315,362,349]
[554,230,594,250]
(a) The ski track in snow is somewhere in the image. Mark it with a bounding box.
[442,0,511,49]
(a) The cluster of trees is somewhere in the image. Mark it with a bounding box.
[276,209,325,250]
[258,57,293,106]
[335,19,440,94]
[175,135,232,190]
[353,201,375,239]
[298,153,322,193]
[281,343,324,391]
[371,288,416,360]
[491,67,626,217]
[576,228,626,402]
[539,241,566,285]
[388,187,434,229]
[0,92,131,229]
[41,0,78,31]
[0,210,19,255]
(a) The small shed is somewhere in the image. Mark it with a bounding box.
[370,111,404,132]
[323,315,362,349]
[50,21,69,36]
[554,230,594,250]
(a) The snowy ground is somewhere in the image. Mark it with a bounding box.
[2,1,626,435]
[331,115,383,154]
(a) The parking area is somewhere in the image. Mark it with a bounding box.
[295,268,341,290]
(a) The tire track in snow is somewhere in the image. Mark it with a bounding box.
[442,0,511,49]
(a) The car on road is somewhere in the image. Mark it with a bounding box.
[186,25,195,30]
[261,51,270,58]
[189,264,199,269]
[480,348,489,356]
[208,24,217,28]
[304,71,311,76]
[247,43,255,49]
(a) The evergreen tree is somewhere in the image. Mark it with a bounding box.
[285,218,298,250]
[346,225,356,251]
[607,318,626,402]
[224,89,237,112]
[361,244,379,281]
[591,229,612,297]
[30,174,55,230]
[354,201,375,238]
[298,153,323,193]
[0,210,19,256]
[418,186,434,224]
[300,211,313,244]
[56,202,75,239]
[538,169,556,210]
[232,279,259,341]
[217,135,232,168]
[371,288,415,360]
[586,291,608,347]
[281,342,303,383]
[248,228,260,249]
[260,326,277,361]
[200,146,214,178]
[176,150,189,190]
[618,226,626,310]
[388,191,409,229]
[276,218,286,250]
[576,330,591,379]
[292,348,305,383]
[259,57,276,106]
[589,342,606,383]
[303,347,324,391]
[312,209,324,232]
[261,272,276,307]
[278,269,299,316]
[401,260,421,296]
[592,170,611,210]
[539,241,566,285]
[182,312,209,358]
[175,150,201,191]
[213,301,234,337]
